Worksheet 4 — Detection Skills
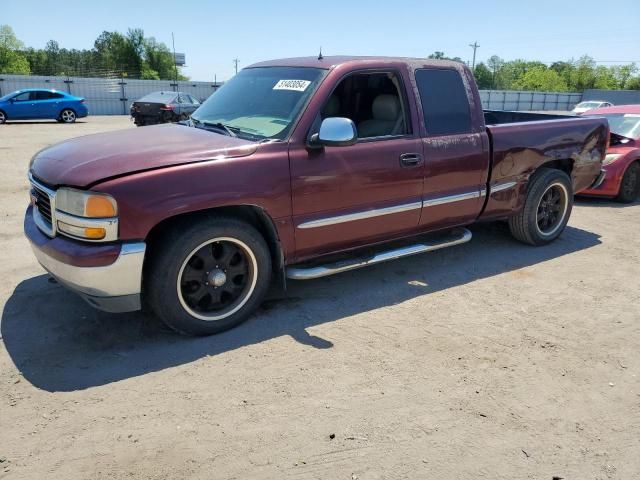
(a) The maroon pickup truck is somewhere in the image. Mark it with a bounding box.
[25,56,608,335]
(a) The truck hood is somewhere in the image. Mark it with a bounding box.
[30,123,258,187]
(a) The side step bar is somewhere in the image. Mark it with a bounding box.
[286,227,472,280]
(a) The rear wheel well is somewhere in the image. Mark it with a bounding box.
[145,205,284,274]
[526,159,574,190]
[540,158,574,176]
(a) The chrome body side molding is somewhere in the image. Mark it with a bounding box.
[489,181,517,194]
[286,227,472,280]
[422,189,485,208]
[297,201,422,229]
[297,188,488,230]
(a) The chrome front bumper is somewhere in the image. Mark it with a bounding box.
[30,241,146,313]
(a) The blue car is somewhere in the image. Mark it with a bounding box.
[0,89,88,124]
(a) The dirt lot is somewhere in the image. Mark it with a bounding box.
[0,116,638,480]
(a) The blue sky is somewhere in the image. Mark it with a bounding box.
[4,0,639,81]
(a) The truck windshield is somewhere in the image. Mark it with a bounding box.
[191,67,325,140]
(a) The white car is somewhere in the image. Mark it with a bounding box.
[572,101,613,114]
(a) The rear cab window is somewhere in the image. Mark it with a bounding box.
[414,69,472,136]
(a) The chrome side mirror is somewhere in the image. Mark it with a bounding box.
[311,117,357,147]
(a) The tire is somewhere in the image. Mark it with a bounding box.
[509,168,573,246]
[615,162,639,203]
[0,110,6,124]
[59,109,76,123]
[146,216,272,336]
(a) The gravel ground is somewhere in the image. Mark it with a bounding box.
[0,116,639,480]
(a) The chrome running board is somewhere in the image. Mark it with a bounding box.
[286,227,472,280]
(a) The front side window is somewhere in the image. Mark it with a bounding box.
[13,92,30,102]
[321,71,410,139]
[192,66,325,140]
[415,68,472,136]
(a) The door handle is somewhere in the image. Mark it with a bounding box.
[399,153,423,167]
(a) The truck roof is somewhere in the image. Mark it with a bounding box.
[247,56,464,70]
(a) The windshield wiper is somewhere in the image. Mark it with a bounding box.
[191,118,237,137]
[203,121,238,137]
[191,118,269,141]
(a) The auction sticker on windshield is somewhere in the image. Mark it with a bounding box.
[273,80,311,92]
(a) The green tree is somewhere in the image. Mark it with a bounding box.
[568,55,597,91]
[427,51,463,62]
[44,40,61,75]
[626,76,640,90]
[612,63,637,89]
[486,55,504,88]
[473,63,493,89]
[0,25,30,74]
[0,25,24,50]
[513,66,568,91]
[593,65,618,90]
[144,37,178,79]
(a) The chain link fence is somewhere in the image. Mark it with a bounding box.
[1,74,584,115]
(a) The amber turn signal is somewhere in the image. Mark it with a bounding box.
[86,195,117,217]
[57,221,107,240]
[84,227,107,239]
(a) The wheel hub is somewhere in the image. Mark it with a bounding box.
[207,269,227,287]
[177,237,257,321]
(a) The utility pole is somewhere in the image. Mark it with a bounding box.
[233,58,239,75]
[171,32,178,91]
[469,41,480,70]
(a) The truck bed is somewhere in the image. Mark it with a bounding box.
[479,114,609,221]
[483,109,574,125]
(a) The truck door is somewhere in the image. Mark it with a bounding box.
[289,68,424,261]
[414,68,490,230]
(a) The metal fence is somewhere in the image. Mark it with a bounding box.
[0,74,221,115]
[1,74,586,115]
[479,90,583,111]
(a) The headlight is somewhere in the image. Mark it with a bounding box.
[54,188,118,241]
[603,154,622,166]
[56,188,117,218]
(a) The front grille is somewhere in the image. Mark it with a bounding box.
[32,185,53,227]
